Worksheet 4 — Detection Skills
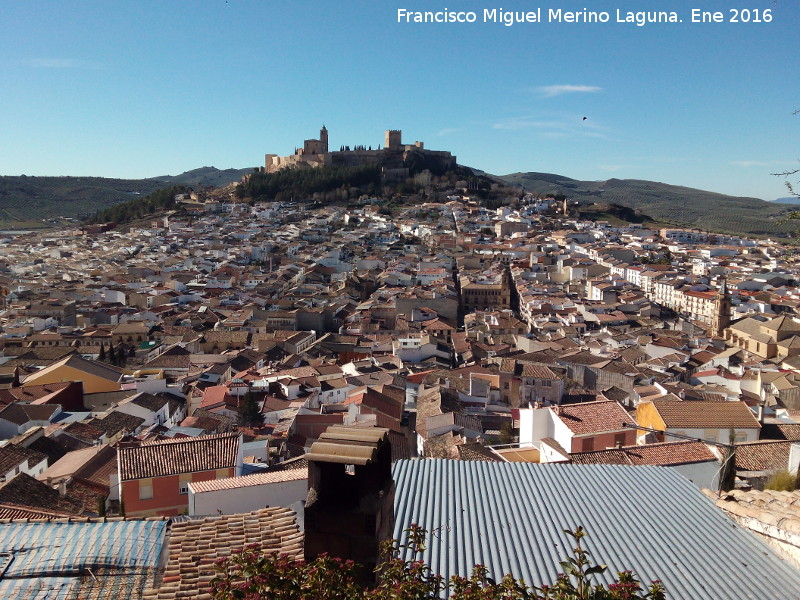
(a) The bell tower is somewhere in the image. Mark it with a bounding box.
[320,125,329,153]
[712,278,732,337]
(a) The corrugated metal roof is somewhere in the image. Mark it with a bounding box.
[0,520,166,599]
[392,460,800,600]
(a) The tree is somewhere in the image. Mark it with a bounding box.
[211,525,666,600]
[238,389,264,428]
[116,345,127,367]
[499,420,515,445]
[98,345,106,362]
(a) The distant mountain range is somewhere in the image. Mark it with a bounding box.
[771,197,800,205]
[0,165,796,238]
[498,172,796,238]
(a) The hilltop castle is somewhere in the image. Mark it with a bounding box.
[263,126,456,178]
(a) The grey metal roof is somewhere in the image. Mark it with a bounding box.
[392,460,800,600]
[0,519,166,599]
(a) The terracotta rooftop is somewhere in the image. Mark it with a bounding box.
[118,432,240,481]
[707,487,800,568]
[735,440,792,472]
[90,410,146,436]
[518,364,559,379]
[0,502,76,521]
[650,400,761,429]
[761,422,800,441]
[0,473,84,515]
[0,402,60,426]
[571,440,717,467]
[0,381,74,403]
[23,354,125,385]
[554,400,636,435]
[189,467,307,493]
[142,507,303,600]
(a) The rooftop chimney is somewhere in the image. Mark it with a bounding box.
[304,425,394,585]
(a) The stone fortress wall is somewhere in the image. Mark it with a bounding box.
[263,126,456,175]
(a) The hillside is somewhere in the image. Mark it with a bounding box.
[500,172,797,238]
[148,166,255,188]
[2,165,798,239]
[0,176,166,224]
[0,167,255,225]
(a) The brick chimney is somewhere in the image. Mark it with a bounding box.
[304,425,394,584]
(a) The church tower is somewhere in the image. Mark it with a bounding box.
[319,125,329,153]
[712,278,732,337]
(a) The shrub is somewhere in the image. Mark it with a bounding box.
[765,469,798,492]
[211,526,666,600]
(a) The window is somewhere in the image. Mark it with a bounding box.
[179,484,189,495]
[541,380,552,387]
[139,479,153,501]
[179,474,192,495]
[581,437,594,452]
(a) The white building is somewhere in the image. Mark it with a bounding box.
[188,468,308,516]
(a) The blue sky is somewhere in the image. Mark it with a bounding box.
[2,0,798,200]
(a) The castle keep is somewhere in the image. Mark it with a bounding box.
[263,126,456,177]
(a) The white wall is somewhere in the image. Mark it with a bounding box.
[670,427,758,445]
[189,479,307,516]
[520,407,562,447]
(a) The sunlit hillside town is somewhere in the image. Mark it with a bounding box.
[2,182,800,598]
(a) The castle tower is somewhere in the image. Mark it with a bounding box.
[385,130,402,150]
[320,125,328,153]
[712,278,732,337]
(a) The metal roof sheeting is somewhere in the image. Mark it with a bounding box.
[392,460,800,600]
[0,520,166,599]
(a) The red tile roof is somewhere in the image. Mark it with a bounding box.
[118,432,240,481]
[555,400,636,435]
[570,440,717,466]
[142,507,303,600]
[735,440,792,471]
[651,400,761,429]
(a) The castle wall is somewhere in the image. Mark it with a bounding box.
[265,127,456,174]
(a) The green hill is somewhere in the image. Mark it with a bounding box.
[0,175,166,224]
[0,167,255,225]
[500,172,797,238]
[2,165,797,239]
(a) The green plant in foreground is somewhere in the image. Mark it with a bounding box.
[211,525,666,600]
